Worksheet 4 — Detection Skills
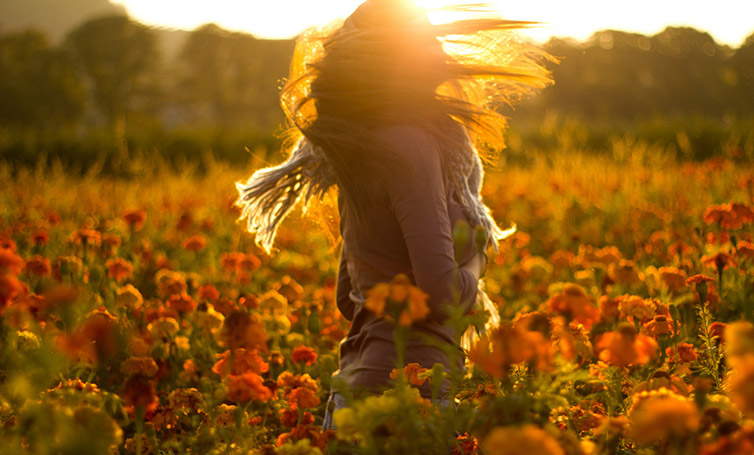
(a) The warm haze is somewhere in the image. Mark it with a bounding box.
[110,0,754,46]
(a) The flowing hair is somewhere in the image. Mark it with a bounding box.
[237,0,553,250]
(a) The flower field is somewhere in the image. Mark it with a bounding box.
[1,147,754,455]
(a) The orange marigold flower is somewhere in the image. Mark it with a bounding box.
[608,259,643,285]
[32,229,49,246]
[482,424,564,455]
[228,372,272,403]
[123,373,158,416]
[628,388,700,445]
[658,266,687,292]
[0,249,25,275]
[23,255,50,277]
[703,204,740,229]
[451,433,479,455]
[595,324,658,367]
[276,372,318,395]
[291,346,318,366]
[286,386,321,409]
[598,295,620,321]
[643,315,676,338]
[280,408,314,427]
[106,258,133,282]
[168,388,205,414]
[364,282,390,318]
[702,251,736,271]
[70,228,102,247]
[390,362,430,386]
[154,268,187,297]
[632,371,692,397]
[212,348,269,376]
[220,309,268,352]
[182,235,207,252]
[166,292,197,314]
[0,273,25,313]
[121,356,159,377]
[467,324,551,378]
[617,294,655,323]
[736,241,754,261]
[727,360,754,418]
[731,202,754,224]
[687,274,715,285]
[197,284,220,302]
[725,321,754,368]
[123,209,147,231]
[546,283,599,329]
[666,342,698,364]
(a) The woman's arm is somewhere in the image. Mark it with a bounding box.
[380,125,479,322]
[336,243,355,321]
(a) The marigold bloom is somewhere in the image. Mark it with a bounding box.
[212,348,269,376]
[736,241,754,261]
[220,309,269,351]
[546,283,599,329]
[364,282,390,317]
[687,274,715,285]
[628,388,700,445]
[725,321,754,368]
[287,386,321,409]
[116,284,143,309]
[390,362,430,386]
[0,273,24,312]
[617,295,655,323]
[168,388,205,414]
[227,372,273,403]
[123,209,147,231]
[21,255,50,277]
[280,408,314,427]
[0,249,25,275]
[632,371,692,396]
[277,372,318,394]
[666,342,698,364]
[364,275,430,326]
[482,425,564,455]
[467,324,549,377]
[182,235,207,252]
[70,228,102,247]
[727,362,754,418]
[123,373,158,415]
[703,204,740,229]
[154,268,187,297]
[166,292,197,314]
[658,266,687,292]
[148,317,180,339]
[608,259,643,285]
[197,284,220,302]
[121,356,159,377]
[32,229,49,246]
[291,346,318,366]
[106,258,133,282]
[259,290,288,315]
[595,324,658,367]
[643,315,676,338]
[452,433,479,455]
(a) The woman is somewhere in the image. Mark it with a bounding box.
[235,0,551,429]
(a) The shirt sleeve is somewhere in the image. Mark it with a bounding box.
[336,243,355,321]
[380,125,478,322]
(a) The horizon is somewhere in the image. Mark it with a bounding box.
[110,0,754,47]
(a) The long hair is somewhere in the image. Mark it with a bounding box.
[278,0,553,230]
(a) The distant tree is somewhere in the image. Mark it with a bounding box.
[65,15,161,132]
[174,24,293,131]
[0,29,85,129]
[0,0,125,42]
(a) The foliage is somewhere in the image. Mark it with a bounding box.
[1,147,754,454]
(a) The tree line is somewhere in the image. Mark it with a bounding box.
[0,14,752,165]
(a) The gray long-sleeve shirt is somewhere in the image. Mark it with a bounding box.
[334,124,480,399]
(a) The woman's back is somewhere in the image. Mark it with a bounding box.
[334,123,480,398]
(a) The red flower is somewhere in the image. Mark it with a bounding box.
[291,346,318,366]
[106,258,133,282]
[182,235,207,252]
[123,209,147,231]
[686,274,715,286]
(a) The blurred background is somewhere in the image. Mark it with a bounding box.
[1,0,753,172]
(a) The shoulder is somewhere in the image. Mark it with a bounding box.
[372,124,442,169]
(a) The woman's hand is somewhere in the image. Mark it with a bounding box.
[460,250,487,281]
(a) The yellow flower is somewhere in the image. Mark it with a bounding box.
[116,284,143,309]
[482,425,564,455]
[364,282,390,318]
[628,388,699,445]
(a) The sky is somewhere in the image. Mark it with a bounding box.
[110,0,754,47]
